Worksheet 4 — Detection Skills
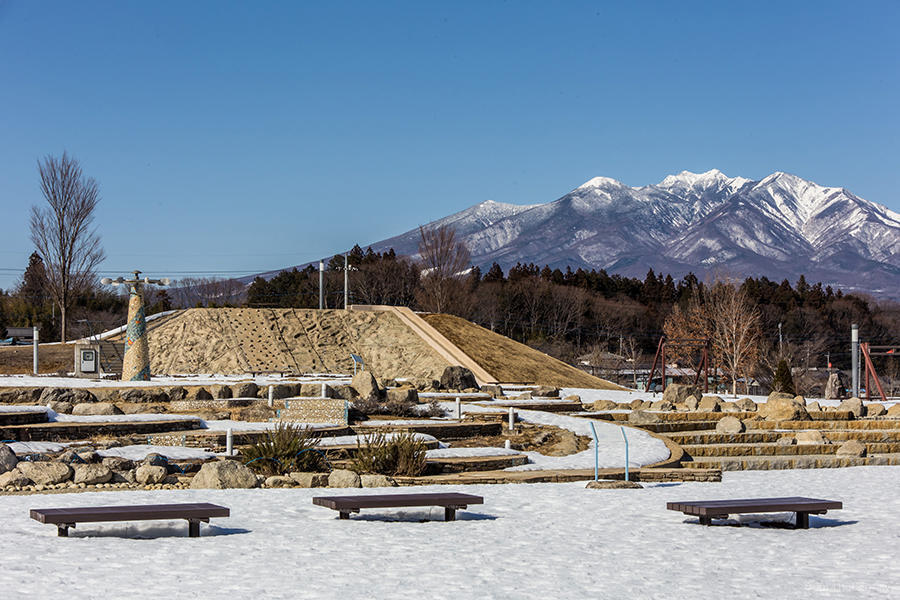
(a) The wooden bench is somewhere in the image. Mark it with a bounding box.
[312,492,483,521]
[30,502,230,537]
[667,496,842,529]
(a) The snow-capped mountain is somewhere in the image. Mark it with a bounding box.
[368,170,900,296]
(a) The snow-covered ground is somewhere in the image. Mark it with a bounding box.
[561,387,899,407]
[1,467,896,599]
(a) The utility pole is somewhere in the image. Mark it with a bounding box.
[318,260,324,310]
[344,254,349,309]
[851,324,859,397]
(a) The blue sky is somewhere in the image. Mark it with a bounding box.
[1,1,897,290]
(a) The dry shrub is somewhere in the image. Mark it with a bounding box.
[351,432,428,477]
[241,421,326,476]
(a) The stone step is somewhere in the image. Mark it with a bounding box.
[683,453,900,471]
[636,421,721,433]
[392,467,722,486]
[352,420,503,440]
[0,411,50,426]
[581,410,855,422]
[146,425,355,449]
[682,441,900,457]
[490,402,584,413]
[0,418,205,442]
[753,419,900,430]
[669,429,900,445]
[425,453,530,473]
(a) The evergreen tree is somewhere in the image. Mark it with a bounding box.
[773,359,795,395]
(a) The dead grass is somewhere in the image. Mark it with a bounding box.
[0,343,71,374]
[422,313,624,389]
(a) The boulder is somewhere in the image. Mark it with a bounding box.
[867,404,886,417]
[191,460,259,489]
[760,393,810,422]
[627,410,660,425]
[715,416,745,434]
[586,480,643,489]
[824,371,849,400]
[534,386,560,398]
[516,392,533,400]
[698,396,723,412]
[361,474,398,488]
[289,472,329,487]
[327,469,361,488]
[331,385,358,400]
[299,383,334,398]
[17,461,72,485]
[135,464,168,484]
[165,386,187,401]
[71,402,123,416]
[590,400,619,411]
[628,399,643,409]
[564,394,582,403]
[39,387,97,405]
[480,384,504,397]
[264,475,295,488]
[186,387,213,401]
[112,469,136,484]
[888,404,900,417]
[650,400,675,411]
[736,398,757,411]
[121,388,170,403]
[838,397,866,418]
[440,366,479,391]
[230,382,259,399]
[73,464,113,485]
[776,435,796,446]
[385,387,419,404]
[0,444,18,474]
[143,453,169,468]
[0,468,31,488]
[102,456,135,471]
[662,384,701,406]
[350,371,382,401]
[806,401,822,412]
[208,385,233,399]
[795,430,827,445]
[0,387,42,403]
[683,396,700,411]
[639,400,653,410]
[47,401,74,414]
[836,440,867,458]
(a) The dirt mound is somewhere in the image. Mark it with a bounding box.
[422,313,623,389]
[119,308,452,381]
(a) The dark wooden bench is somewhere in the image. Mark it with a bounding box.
[667,496,842,529]
[313,492,483,521]
[30,502,230,537]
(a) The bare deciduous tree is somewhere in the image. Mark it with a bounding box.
[706,279,762,396]
[30,152,105,341]
[416,225,471,313]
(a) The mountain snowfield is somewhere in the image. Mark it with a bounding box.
[370,169,900,296]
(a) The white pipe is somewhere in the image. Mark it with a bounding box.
[32,326,39,375]
[508,406,515,432]
[321,382,327,398]
[267,385,274,408]
[504,439,511,450]
[455,397,461,420]
[226,428,233,456]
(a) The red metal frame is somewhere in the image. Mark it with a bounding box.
[645,337,710,394]
[860,342,894,401]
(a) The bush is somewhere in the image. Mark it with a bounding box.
[351,432,428,477]
[773,359,795,395]
[241,421,327,476]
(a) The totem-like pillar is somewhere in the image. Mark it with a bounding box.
[102,270,170,381]
[122,281,150,381]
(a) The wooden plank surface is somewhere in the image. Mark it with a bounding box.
[666,497,842,516]
[30,503,230,524]
[313,492,483,510]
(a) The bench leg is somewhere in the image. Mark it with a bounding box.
[188,519,201,537]
[795,512,809,529]
[57,524,72,537]
[699,515,712,526]
[339,511,350,520]
[444,507,456,522]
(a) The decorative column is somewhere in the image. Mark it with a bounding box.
[102,270,170,381]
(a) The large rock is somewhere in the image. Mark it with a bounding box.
[838,397,866,418]
[698,396,723,412]
[824,371,849,400]
[776,435,796,446]
[135,464,168,484]
[264,475,295,488]
[795,430,827,445]
[0,444,18,474]
[331,385,358,400]
[650,400,674,411]
[591,400,619,411]
[888,404,900,417]
[102,456,135,471]
[534,386,560,398]
[120,388,169,404]
[867,404,886,417]
[836,440,867,457]
[186,387,213,401]
[662,384,701,406]
[361,474,398,488]
[480,384,504,398]
[17,461,72,485]
[715,416,745,434]
[39,387,97,405]
[47,400,74,414]
[71,402,123,416]
[350,371,382,401]
[736,398,757,411]
[760,393,810,421]
[190,460,258,489]
[299,383,334,398]
[807,401,822,412]
[0,387,43,403]
[73,464,113,485]
[327,469,361,488]
[0,469,31,488]
[627,410,660,425]
[386,387,419,404]
[289,472,328,487]
[209,385,233,399]
[230,382,258,399]
[440,366,479,391]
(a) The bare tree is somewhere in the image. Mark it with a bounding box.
[170,277,246,307]
[416,225,471,313]
[706,280,762,396]
[30,152,105,341]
